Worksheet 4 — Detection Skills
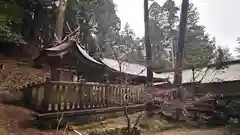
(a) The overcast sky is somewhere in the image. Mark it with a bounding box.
[113,0,240,57]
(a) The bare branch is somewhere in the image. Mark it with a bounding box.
[122,93,131,135]
[60,26,81,44]
[66,21,73,33]
[198,67,210,83]
[54,33,61,43]
[56,111,65,134]
[130,112,145,135]
[133,111,145,128]
[73,129,83,135]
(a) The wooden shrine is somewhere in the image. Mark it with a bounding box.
[34,40,168,84]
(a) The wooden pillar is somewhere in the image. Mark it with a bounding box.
[48,56,61,81]
[22,84,32,108]
[50,67,60,81]
[41,77,52,112]
[73,71,78,82]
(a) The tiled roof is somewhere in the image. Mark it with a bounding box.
[157,64,240,83]
[42,41,167,80]
[101,57,167,79]
[76,43,102,65]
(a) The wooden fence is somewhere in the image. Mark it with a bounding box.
[22,81,146,113]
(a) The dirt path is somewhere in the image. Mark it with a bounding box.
[0,103,80,135]
[0,103,228,135]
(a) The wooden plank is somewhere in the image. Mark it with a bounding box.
[187,107,214,112]
[31,87,37,105]
[47,84,56,112]
[89,85,93,108]
[22,84,33,108]
[127,88,131,103]
[97,86,102,108]
[75,85,80,109]
[94,86,98,108]
[108,85,113,106]
[120,87,124,105]
[59,84,65,111]
[83,84,89,109]
[71,85,78,110]
[67,82,75,110]
[41,83,49,112]
[80,83,85,109]
[35,104,145,118]
[101,86,105,107]
[63,84,71,110]
[95,86,99,108]
[36,85,44,109]
[113,86,117,105]
[53,84,60,111]
[105,84,109,107]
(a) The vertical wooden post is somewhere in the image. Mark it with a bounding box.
[105,84,109,108]
[80,81,85,109]
[35,85,43,111]
[22,84,32,108]
[50,67,61,81]
[101,86,105,107]
[212,98,216,110]
[41,78,52,112]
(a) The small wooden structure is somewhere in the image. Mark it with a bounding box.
[35,40,168,84]
[29,40,170,124]
[21,80,147,125]
[22,80,146,114]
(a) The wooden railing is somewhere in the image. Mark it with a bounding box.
[21,81,146,113]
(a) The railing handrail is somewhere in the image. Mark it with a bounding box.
[19,82,46,91]
[49,81,145,88]
[49,81,85,85]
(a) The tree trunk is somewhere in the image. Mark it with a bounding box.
[144,0,153,86]
[174,0,189,121]
[27,7,42,58]
[53,0,68,46]
[174,0,189,86]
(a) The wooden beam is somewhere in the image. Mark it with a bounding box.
[34,104,144,119]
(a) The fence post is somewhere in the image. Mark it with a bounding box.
[212,98,216,110]
[80,79,85,109]
[22,84,32,108]
[105,84,109,108]
[41,78,52,112]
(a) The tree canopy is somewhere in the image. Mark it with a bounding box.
[0,0,232,69]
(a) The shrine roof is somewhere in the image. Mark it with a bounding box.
[39,41,168,81]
